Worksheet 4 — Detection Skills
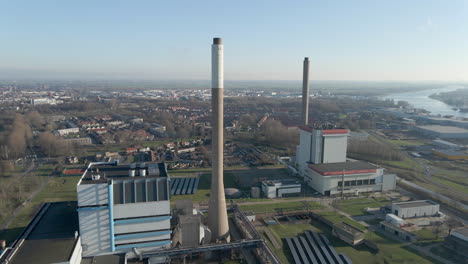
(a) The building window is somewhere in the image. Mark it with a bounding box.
[357,180,363,185]
[370,179,375,184]
[350,180,356,186]
[344,181,350,186]
[363,179,369,185]
[337,182,343,187]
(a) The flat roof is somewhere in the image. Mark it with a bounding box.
[433,149,467,157]
[417,125,468,134]
[333,222,365,235]
[10,202,79,264]
[393,200,438,208]
[308,161,379,176]
[81,162,168,184]
[262,179,301,186]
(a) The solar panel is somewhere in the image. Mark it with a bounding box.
[176,178,186,195]
[293,237,310,264]
[320,234,343,264]
[285,238,302,264]
[181,177,190,194]
[186,178,195,194]
[304,231,326,264]
[170,178,179,195]
[310,231,336,264]
[192,177,200,193]
[299,236,318,264]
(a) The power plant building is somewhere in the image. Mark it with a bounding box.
[76,162,171,257]
[296,126,396,196]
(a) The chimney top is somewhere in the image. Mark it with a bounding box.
[213,38,222,45]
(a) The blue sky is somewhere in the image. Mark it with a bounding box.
[1,0,467,81]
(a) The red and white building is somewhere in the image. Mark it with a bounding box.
[296,126,396,196]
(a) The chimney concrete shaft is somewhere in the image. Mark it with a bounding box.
[207,38,230,242]
[302,57,310,125]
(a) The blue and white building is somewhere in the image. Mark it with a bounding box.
[76,162,171,257]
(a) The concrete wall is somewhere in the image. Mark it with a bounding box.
[310,130,323,164]
[113,201,169,219]
[77,184,108,207]
[381,174,396,191]
[392,203,440,218]
[322,136,347,163]
[296,130,312,175]
[78,209,110,257]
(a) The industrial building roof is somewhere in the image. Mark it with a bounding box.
[9,202,79,264]
[298,125,349,135]
[308,161,379,176]
[393,200,438,208]
[80,162,168,184]
[433,149,468,157]
[262,179,301,186]
[416,125,468,133]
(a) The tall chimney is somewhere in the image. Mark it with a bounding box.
[301,57,310,125]
[207,37,230,242]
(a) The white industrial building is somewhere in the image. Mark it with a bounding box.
[390,200,440,219]
[76,161,171,257]
[296,126,396,196]
[261,179,301,198]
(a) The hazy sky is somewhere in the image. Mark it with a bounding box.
[1,0,467,81]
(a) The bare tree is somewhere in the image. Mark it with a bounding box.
[445,217,463,235]
[432,221,444,240]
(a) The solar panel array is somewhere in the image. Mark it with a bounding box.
[170,177,200,195]
[285,230,352,264]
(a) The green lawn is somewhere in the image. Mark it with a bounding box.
[239,201,323,214]
[334,197,390,216]
[314,210,367,230]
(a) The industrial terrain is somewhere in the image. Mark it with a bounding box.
[0,42,467,263]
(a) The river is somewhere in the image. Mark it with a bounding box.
[382,85,468,118]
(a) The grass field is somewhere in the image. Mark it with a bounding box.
[314,210,367,230]
[334,197,391,216]
[239,201,323,214]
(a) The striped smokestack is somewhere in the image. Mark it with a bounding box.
[301,57,310,125]
[207,37,230,242]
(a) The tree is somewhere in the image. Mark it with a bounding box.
[445,217,463,234]
[26,111,46,129]
[37,132,58,157]
[432,221,444,240]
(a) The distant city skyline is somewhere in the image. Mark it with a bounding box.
[1,0,467,81]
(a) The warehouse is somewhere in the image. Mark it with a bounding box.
[414,125,468,139]
[261,179,301,198]
[432,149,468,160]
[390,200,439,219]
